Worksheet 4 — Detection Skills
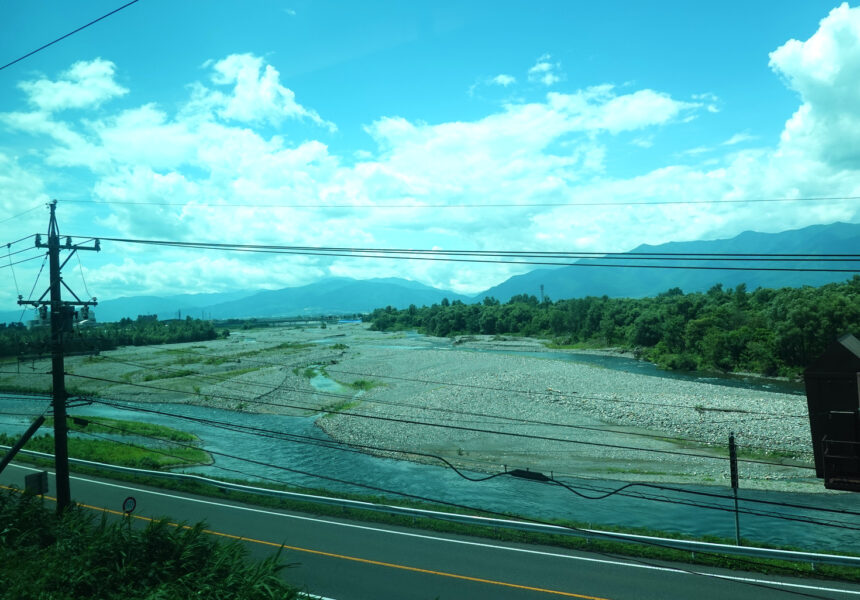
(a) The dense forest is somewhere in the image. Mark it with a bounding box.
[369,276,860,377]
[0,316,219,359]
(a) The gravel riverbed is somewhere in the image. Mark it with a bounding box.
[9,324,819,493]
[307,328,819,492]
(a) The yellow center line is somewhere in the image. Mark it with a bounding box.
[1,485,610,600]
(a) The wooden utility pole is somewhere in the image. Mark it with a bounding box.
[18,200,99,512]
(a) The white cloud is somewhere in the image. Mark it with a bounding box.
[197,54,336,130]
[692,92,720,113]
[528,53,562,86]
[722,132,756,146]
[769,2,860,168]
[3,16,860,304]
[547,87,700,134]
[18,59,127,112]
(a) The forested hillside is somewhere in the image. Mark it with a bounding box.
[0,316,219,358]
[369,276,860,377]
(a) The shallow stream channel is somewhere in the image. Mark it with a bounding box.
[1,340,857,554]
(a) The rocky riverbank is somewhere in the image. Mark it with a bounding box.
[9,324,819,492]
[310,328,819,492]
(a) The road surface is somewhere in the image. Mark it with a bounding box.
[2,463,859,600]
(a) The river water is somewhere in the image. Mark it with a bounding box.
[0,341,856,553]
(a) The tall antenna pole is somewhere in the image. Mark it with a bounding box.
[18,200,99,512]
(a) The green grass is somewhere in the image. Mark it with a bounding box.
[296,366,324,379]
[166,355,204,366]
[0,382,51,395]
[0,489,297,599]
[47,415,198,443]
[142,369,197,382]
[345,378,382,391]
[1,433,209,470]
[324,400,362,416]
[218,366,263,379]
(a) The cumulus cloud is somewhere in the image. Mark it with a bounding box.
[195,54,336,130]
[3,12,860,303]
[528,53,562,86]
[18,59,127,112]
[769,2,860,168]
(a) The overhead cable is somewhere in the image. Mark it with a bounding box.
[77,237,860,273]
[64,371,813,470]
[75,403,860,535]
[90,353,808,454]
[0,0,142,71]
[60,195,860,209]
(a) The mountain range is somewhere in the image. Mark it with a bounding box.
[480,221,859,302]
[3,221,857,323]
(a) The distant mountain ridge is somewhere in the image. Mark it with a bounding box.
[2,277,470,323]
[2,222,856,323]
[477,221,860,302]
[202,277,471,319]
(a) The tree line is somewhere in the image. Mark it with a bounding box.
[369,276,860,377]
[0,315,220,358]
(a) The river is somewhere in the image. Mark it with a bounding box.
[1,344,856,555]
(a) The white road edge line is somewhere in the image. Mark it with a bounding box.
[8,464,860,597]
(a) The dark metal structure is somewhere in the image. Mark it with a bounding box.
[17,201,99,511]
[803,333,860,491]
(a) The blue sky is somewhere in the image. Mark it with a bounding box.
[1,1,859,310]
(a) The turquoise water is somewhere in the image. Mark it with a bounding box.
[1,394,856,553]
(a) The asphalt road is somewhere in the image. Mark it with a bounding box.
[2,463,859,600]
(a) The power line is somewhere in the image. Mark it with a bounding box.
[90,236,860,260]
[60,195,860,209]
[3,245,43,260]
[7,394,847,585]
[1,233,38,248]
[16,253,48,323]
[6,245,21,298]
[0,0,142,71]
[0,207,42,226]
[0,252,48,271]
[80,443,851,597]
[57,430,843,599]
[79,353,758,450]
[89,353,808,455]
[117,342,808,420]
[81,237,860,273]
[76,401,860,535]
[64,371,813,470]
[76,411,502,483]
[1,334,811,458]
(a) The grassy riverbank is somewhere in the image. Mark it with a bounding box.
[1,416,209,469]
